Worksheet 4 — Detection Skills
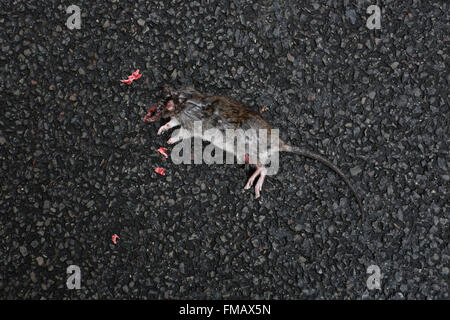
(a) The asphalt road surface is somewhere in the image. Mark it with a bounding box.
[0,0,448,299]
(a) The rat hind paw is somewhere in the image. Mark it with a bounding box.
[244,167,262,189]
[244,167,267,199]
[254,167,267,199]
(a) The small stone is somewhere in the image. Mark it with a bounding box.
[36,256,44,266]
[390,62,399,69]
[442,267,449,275]
[413,88,422,97]
[350,166,362,176]
[287,53,295,62]
[192,187,200,195]
[137,18,145,26]
[346,9,357,24]
[19,246,28,257]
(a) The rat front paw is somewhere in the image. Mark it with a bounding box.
[157,126,167,135]
[167,137,179,144]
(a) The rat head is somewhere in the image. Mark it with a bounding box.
[143,85,199,122]
[143,85,180,122]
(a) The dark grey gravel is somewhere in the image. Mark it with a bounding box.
[0,0,448,299]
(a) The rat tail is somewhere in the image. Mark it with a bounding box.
[282,144,364,221]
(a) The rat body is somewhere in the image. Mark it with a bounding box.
[145,85,364,219]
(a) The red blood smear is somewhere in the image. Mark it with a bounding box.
[132,69,142,79]
[155,168,166,176]
[120,79,133,85]
[121,69,142,84]
[112,234,120,245]
[143,105,157,122]
[157,147,169,159]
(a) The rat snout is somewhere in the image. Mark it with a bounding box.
[143,104,162,122]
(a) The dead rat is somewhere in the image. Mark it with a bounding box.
[144,85,364,220]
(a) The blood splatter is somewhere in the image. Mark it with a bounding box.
[121,69,142,85]
[112,234,120,245]
[157,147,169,159]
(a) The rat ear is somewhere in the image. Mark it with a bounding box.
[166,100,175,111]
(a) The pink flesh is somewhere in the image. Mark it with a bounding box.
[166,100,174,110]
[112,234,120,244]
